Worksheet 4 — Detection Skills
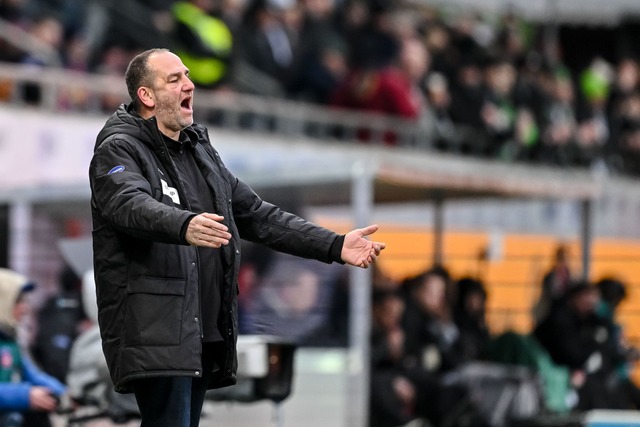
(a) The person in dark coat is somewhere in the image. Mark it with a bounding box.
[89,48,385,427]
[534,280,628,410]
[453,276,490,362]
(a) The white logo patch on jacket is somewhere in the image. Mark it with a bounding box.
[161,179,180,204]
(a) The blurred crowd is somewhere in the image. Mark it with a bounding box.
[2,239,640,426]
[3,0,640,173]
[365,248,640,427]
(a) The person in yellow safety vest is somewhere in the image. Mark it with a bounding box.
[171,0,233,88]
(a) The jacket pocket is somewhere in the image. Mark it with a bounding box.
[124,277,186,347]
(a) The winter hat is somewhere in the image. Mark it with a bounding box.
[0,268,34,337]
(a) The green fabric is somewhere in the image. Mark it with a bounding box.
[487,331,572,414]
[0,337,21,383]
[172,1,232,86]
[580,68,609,102]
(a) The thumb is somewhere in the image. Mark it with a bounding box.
[358,224,379,237]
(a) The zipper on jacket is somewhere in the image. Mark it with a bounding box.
[154,123,204,339]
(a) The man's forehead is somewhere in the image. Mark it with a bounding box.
[148,52,188,76]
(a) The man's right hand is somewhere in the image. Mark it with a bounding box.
[185,213,232,248]
[29,386,58,412]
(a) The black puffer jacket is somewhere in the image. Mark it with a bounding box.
[89,104,340,393]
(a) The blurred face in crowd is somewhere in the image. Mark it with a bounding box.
[13,292,31,323]
[486,62,516,97]
[399,38,430,83]
[32,17,63,49]
[373,294,404,331]
[553,77,574,104]
[617,58,639,92]
[571,288,599,317]
[141,51,195,139]
[464,291,485,317]
[426,73,450,108]
[416,274,447,315]
[425,25,449,53]
[303,0,334,18]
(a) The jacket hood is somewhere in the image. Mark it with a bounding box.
[95,103,206,151]
[0,268,30,336]
[95,104,158,151]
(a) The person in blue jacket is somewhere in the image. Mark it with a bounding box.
[0,268,66,427]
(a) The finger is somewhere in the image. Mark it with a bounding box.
[375,242,386,251]
[201,212,225,222]
[202,218,229,232]
[359,224,379,237]
[201,227,232,240]
[193,220,231,239]
[198,236,229,247]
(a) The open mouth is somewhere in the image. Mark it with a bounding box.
[181,97,192,113]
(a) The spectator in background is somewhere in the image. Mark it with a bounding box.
[614,94,640,174]
[286,0,348,103]
[449,55,490,154]
[233,0,298,96]
[480,55,527,157]
[370,287,468,427]
[534,281,629,410]
[31,265,89,384]
[421,20,454,77]
[594,277,640,409]
[453,276,490,363]
[19,14,64,104]
[402,266,463,374]
[171,0,233,89]
[576,57,613,166]
[539,68,580,165]
[330,35,429,144]
[533,243,573,324]
[23,0,87,39]
[606,57,639,126]
[331,34,426,121]
[370,289,417,427]
[0,268,66,427]
[607,60,640,173]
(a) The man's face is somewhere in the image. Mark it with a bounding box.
[147,52,195,139]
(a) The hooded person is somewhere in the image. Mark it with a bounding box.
[0,268,66,427]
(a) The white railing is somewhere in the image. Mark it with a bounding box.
[0,62,432,147]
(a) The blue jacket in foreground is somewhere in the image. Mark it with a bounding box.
[0,351,66,411]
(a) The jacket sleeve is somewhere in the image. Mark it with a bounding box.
[90,137,194,244]
[21,356,66,397]
[0,383,31,411]
[229,175,340,263]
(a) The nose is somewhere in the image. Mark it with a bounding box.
[183,77,195,92]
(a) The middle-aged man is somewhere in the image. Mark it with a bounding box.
[88,48,385,427]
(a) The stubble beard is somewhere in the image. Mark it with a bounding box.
[155,94,192,133]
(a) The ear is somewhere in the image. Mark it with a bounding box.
[137,86,155,109]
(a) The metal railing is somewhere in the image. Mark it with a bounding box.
[0,62,434,147]
[0,62,619,172]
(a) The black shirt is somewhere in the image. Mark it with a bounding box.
[163,132,224,342]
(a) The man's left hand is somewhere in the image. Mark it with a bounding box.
[341,224,386,268]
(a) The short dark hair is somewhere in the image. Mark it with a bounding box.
[124,48,169,111]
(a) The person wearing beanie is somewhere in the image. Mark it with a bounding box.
[0,268,66,427]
